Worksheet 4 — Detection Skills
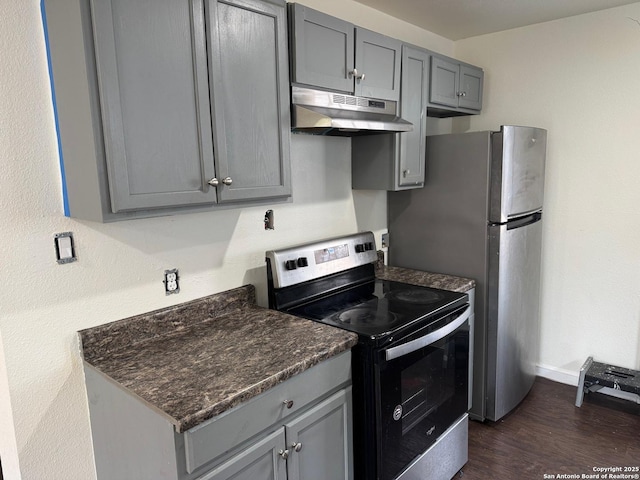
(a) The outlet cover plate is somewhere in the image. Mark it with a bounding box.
[164,269,180,295]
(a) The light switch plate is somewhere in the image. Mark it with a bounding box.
[54,232,77,264]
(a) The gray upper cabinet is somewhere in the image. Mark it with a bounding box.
[91,0,217,213]
[430,56,459,108]
[42,0,291,222]
[288,5,354,94]
[288,4,401,101]
[354,28,402,101]
[459,64,484,110]
[207,0,292,203]
[428,55,484,117]
[352,45,429,191]
[398,46,429,187]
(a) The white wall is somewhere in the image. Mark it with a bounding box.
[455,4,640,381]
[0,1,453,479]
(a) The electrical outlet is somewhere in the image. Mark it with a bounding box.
[164,269,180,295]
[264,209,274,230]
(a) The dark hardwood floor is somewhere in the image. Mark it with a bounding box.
[459,377,640,479]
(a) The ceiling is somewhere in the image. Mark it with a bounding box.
[352,0,640,40]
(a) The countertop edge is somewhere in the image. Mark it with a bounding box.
[176,335,357,432]
[83,361,183,429]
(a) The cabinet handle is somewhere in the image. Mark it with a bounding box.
[403,169,411,178]
[283,400,294,409]
[457,91,467,97]
[291,442,302,452]
[278,449,289,459]
[207,178,219,187]
[222,177,233,186]
[348,69,365,80]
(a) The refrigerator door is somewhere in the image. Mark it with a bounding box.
[485,213,542,421]
[489,126,546,223]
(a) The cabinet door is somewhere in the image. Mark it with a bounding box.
[91,0,217,212]
[196,428,287,480]
[285,387,353,480]
[289,4,355,94]
[429,56,460,108]
[398,46,429,187]
[355,28,401,101]
[207,0,292,202]
[459,64,484,111]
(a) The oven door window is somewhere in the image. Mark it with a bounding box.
[376,319,470,480]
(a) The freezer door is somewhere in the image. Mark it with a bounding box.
[490,126,546,223]
[486,213,542,421]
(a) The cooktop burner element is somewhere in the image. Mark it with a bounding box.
[386,288,445,305]
[333,306,398,326]
[285,279,466,343]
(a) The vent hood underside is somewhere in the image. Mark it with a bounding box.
[291,86,413,136]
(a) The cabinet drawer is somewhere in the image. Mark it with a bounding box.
[183,350,351,473]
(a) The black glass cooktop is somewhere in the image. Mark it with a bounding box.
[285,279,467,342]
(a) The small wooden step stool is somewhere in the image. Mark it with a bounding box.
[575,356,640,407]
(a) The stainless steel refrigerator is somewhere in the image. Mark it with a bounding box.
[388,125,547,422]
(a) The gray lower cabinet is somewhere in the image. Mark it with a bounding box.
[288,3,401,101]
[42,0,291,222]
[285,387,352,480]
[200,388,352,480]
[428,55,484,116]
[83,351,353,480]
[352,45,430,190]
[196,429,287,480]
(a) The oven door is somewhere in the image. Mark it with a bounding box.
[376,305,471,480]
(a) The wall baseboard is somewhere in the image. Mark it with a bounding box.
[536,363,640,404]
[536,364,578,386]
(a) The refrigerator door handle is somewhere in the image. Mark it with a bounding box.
[506,212,542,230]
[507,208,543,220]
[490,212,542,228]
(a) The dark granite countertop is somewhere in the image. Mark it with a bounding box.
[375,251,475,293]
[79,257,470,433]
[79,285,358,433]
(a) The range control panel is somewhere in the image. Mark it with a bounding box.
[266,232,378,288]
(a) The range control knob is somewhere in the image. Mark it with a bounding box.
[355,244,366,253]
[285,260,297,270]
[297,257,309,267]
[364,242,374,251]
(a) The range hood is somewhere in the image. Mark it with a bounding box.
[291,86,413,136]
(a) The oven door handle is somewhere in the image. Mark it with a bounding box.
[385,305,471,361]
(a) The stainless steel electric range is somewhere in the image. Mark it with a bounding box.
[266,232,472,480]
